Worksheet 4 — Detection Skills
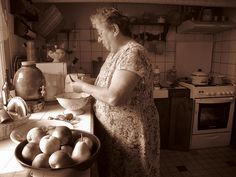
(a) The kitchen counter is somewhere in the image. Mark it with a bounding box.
[0,103,93,177]
[153,87,168,98]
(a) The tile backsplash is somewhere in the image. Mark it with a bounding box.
[212,29,236,83]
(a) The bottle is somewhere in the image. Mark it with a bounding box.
[153,66,160,88]
[1,69,10,106]
[166,66,177,85]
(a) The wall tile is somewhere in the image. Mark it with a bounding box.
[91,42,103,52]
[220,53,230,64]
[166,42,175,52]
[156,54,165,62]
[91,51,103,61]
[157,62,165,73]
[219,63,228,75]
[227,64,236,76]
[228,52,236,64]
[221,41,230,52]
[214,42,222,52]
[80,51,92,61]
[80,41,91,52]
[166,28,176,41]
[79,29,91,41]
[165,62,174,71]
[229,41,236,52]
[212,52,221,63]
[212,63,220,73]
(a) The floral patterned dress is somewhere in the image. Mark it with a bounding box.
[93,40,160,177]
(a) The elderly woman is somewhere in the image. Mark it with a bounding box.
[70,7,160,177]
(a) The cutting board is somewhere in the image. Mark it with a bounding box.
[176,42,213,78]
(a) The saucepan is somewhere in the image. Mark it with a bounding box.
[191,69,209,85]
[211,74,225,85]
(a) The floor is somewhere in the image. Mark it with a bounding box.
[160,146,236,177]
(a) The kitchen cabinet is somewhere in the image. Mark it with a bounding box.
[154,87,192,151]
[154,98,170,149]
[168,88,192,151]
[231,104,236,147]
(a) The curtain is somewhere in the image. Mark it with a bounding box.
[0,0,8,90]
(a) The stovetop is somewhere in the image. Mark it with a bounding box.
[180,81,233,87]
[179,82,236,98]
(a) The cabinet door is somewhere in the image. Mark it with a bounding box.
[169,97,193,151]
[154,98,170,149]
[231,104,236,146]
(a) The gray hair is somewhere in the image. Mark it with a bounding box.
[90,7,131,37]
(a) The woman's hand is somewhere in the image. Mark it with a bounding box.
[70,79,84,93]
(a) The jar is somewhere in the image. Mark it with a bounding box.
[13,61,46,101]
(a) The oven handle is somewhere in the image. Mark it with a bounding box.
[195,97,235,104]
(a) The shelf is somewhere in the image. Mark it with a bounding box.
[130,23,170,41]
[177,20,236,34]
[10,0,39,21]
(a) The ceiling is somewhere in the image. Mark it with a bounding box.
[32,0,236,8]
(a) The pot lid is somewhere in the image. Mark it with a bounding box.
[192,69,208,76]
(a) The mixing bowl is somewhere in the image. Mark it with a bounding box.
[14,129,101,176]
[55,92,91,115]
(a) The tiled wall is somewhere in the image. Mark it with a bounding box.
[212,29,236,83]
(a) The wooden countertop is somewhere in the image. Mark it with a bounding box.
[0,103,93,177]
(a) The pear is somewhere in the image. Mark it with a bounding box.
[72,139,91,163]
[79,136,93,150]
[49,150,75,169]
[76,134,93,150]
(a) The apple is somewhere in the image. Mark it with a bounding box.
[39,135,60,155]
[22,142,41,164]
[61,145,73,156]
[32,153,50,168]
[72,140,91,163]
[49,150,75,169]
[26,127,47,143]
[52,126,72,145]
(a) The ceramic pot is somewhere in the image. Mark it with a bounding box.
[191,69,209,85]
[13,61,46,101]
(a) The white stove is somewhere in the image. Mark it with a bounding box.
[179,81,236,149]
[179,82,236,98]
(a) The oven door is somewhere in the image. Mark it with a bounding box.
[192,97,235,134]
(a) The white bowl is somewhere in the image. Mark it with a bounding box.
[55,92,90,115]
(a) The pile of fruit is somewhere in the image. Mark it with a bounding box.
[20,126,93,169]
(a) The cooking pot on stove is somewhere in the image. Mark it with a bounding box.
[191,69,209,85]
[212,74,225,85]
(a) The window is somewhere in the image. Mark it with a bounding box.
[0,0,8,90]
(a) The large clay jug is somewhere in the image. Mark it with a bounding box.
[13,61,46,101]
